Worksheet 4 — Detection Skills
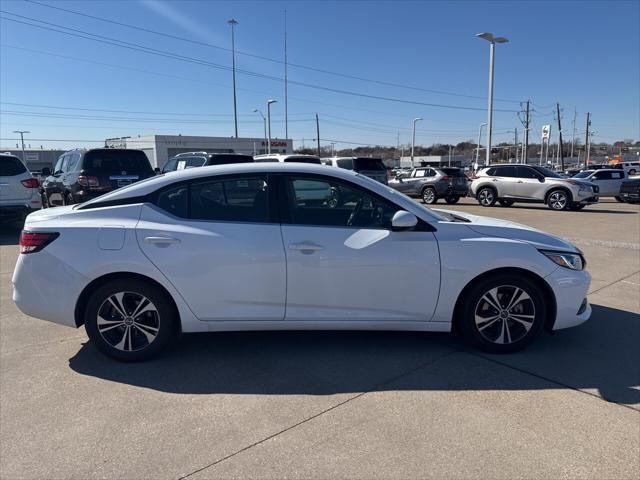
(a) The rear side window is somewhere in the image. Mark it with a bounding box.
[83,150,153,176]
[353,158,385,171]
[157,185,188,218]
[440,168,465,177]
[0,155,27,176]
[190,176,269,222]
[611,171,623,179]
[493,166,516,177]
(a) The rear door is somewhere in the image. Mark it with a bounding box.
[592,171,615,195]
[136,174,286,321]
[278,173,440,322]
[492,166,518,197]
[0,155,32,204]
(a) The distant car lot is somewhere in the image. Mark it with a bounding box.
[0,196,638,479]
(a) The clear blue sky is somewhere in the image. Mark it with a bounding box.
[1,0,638,151]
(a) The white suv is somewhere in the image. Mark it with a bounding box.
[470,164,599,211]
[0,154,43,224]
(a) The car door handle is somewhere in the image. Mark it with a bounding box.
[517,180,524,183]
[144,236,181,246]
[289,242,324,253]
[491,178,498,182]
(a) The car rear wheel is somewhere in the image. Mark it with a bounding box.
[422,187,437,204]
[477,187,496,207]
[614,196,623,203]
[547,190,569,210]
[498,199,514,207]
[629,169,637,175]
[84,279,177,361]
[459,274,546,353]
[444,196,460,204]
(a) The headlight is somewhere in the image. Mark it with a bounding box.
[540,250,585,270]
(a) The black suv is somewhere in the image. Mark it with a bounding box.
[161,152,254,173]
[42,148,154,206]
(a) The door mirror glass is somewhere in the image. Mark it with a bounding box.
[391,210,418,231]
[41,167,51,176]
[537,175,545,183]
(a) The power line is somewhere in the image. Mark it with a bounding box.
[0,12,519,113]
[24,0,521,104]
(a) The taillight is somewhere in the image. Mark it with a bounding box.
[19,231,60,254]
[441,176,451,182]
[77,175,99,187]
[21,178,40,188]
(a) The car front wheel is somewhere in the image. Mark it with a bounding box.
[477,187,496,207]
[84,279,177,361]
[444,196,460,204]
[547,190,570,210]
[459,274,546,353]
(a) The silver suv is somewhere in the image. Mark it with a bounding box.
[0,153,43,224]
[470,164,599,211]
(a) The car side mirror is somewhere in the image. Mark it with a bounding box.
[154,167,161,175]
[391,210,418,231]
[41,167,51,176]
[537,176,545,183]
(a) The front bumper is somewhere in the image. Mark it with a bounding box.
[576,195,599,205]
[545,266,592,330]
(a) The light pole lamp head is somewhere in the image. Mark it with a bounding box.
[267,99,277,106]
[227,18,239,26]
[476,32,509,44]
[413,117,423,124]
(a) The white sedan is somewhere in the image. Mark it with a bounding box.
[13,163,591,361]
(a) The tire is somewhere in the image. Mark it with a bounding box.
[444,196,460,204]
[458,273,546,353]
[614,196,623,203]
[629,169,636,175]
[547,189,570,211]
[84,279,177,361]
[65,193,75,205]
[498,199,514,207]
[421,187,438,204]
[476,187,496,207]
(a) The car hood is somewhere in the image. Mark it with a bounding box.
[555,177,596,188]
[434,208,579,253]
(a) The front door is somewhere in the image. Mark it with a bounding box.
[514,166,546,199]
[136,174,286,321]
[278,174,440,322]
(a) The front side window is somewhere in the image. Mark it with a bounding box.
[284,175,397,229]
[594,171,613,180]
[53,155,65,174]
[337,159,353,169]
[516,166,540,179]
[67,153,81,172]
[190,176,269,222]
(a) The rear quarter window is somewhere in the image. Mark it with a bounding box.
[0,156,27,176]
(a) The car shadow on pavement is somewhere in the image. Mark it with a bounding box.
[496,205,638,215]
[68,304,639,406]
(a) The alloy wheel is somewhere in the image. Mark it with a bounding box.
[96,291,160,352]
[422,188,436,204]
[548,191,568,210]
[474,285,536,345]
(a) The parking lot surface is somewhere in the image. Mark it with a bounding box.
[1,198,639,479]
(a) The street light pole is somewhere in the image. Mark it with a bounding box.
[476,32,508,168]
[227,19,239,138]
[267,99,277,154]
[411,117,422,168]
[12,130,30,163]
[253,109,267,153]
[475,122,486,170]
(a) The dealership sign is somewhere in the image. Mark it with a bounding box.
[541,125,551,140]
[262,141,288,147]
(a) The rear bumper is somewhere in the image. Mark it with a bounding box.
[436,185,468,197]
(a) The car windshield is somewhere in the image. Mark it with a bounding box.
[572,171,593,178]
[353,158,385,171]
[532,165,564,178]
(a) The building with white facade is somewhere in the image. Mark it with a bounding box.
[399,155,469,169]
[104,135,292,169]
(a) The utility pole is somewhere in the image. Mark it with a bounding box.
[267,99,277,154]
[475,122,486,169]
[584,112,591,170]
[411,117,422,168]
[570,107,577,159]
[227,19,239,138]
[556,103,565,171]
[283,10,288,140]
[523,100,530,163]
[448,145,452,166]
[315,113,321,157]
[12,130,30,163]
[514,127,518,162]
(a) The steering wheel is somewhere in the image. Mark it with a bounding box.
[346,198,363,226]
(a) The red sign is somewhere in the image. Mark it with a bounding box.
[261,141,288,147]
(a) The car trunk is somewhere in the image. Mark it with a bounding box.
[0,156,33,203]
